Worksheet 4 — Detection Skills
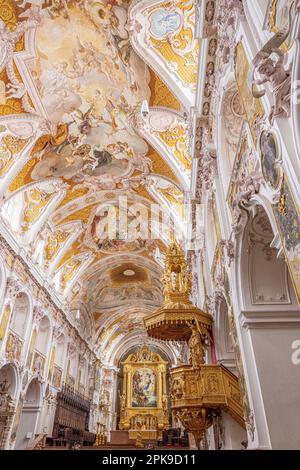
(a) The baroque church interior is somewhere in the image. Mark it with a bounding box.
[0,0,300,452]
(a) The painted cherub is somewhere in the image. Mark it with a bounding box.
[254,48,291,123]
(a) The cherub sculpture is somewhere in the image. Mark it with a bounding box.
[254,48,291,124]
[249,0,300,123]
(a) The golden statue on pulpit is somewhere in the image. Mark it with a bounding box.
[119,346,169,441]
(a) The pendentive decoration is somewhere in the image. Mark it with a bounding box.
[144,240,245,449]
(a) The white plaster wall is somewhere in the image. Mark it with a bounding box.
[15,407,41,450]
[222,413,247,450]
[248,325,300,449]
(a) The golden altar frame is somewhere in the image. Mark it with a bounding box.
[119,346,169,440]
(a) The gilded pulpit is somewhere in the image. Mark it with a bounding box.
[119,346,169,441]
[144,240,245,448]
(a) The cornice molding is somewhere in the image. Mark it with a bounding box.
[240,309,300,329]
[0,230,97,361]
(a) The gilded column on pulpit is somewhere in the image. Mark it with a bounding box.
[119,346,169,440]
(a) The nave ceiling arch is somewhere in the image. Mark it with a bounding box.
[0,0,201,353]
[1,0,300,451]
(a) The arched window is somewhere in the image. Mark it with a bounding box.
[55,334,66,368]
[50,333,65,389]
[33,316,51,376]
[218,82,246,193]
[1,194,23,232]
[6,293,30,363]
[205,195,220,267]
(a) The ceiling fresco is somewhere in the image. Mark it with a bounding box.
[0,0,199,351]
[129,0,199,107]
[23,1,151,188]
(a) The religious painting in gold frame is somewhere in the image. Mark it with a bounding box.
[119,346,169,440]
[132,367,157,408]
[259,131,281,190]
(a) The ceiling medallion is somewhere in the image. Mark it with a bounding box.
[123,269,136,276]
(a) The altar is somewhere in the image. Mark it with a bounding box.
[119,346,169,441]
[110,430,131,445]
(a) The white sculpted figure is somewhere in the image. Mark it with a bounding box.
[250,0,300,123]
[254,48,291,123]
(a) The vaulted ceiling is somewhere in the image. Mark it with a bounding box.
[0,0,202,357]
